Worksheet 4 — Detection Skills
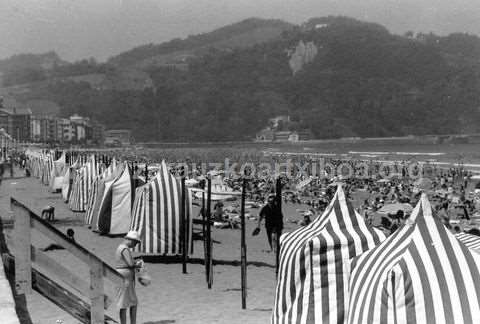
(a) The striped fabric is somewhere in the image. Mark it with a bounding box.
[85,162,112,226]
[348,194,480,324]
[68,155,100,213]
[130,161,193,255]
[456,232,480,254]
[82,155,98,210]
[273,186,385,324]
[68,169,86,212]
[41,153,53,185]
[85,175,101,225]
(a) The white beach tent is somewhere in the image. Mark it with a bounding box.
[272,186,385,324]
[49,152,66,192]
[95,162,135,235]
[347,194,480,324]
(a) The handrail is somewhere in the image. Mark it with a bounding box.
[11,198,122,285]
[11,197,122,324]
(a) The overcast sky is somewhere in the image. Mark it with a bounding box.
[1,0,479,62]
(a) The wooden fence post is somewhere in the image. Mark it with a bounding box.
[12,200,32,295]
[89,258,105,324]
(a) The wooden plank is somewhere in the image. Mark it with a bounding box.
[33,267,115,324]
[3,253,115,324]
[90,257,105,324]
[10,198,123,286]
[12,199,32,295]
[31,246,113,308]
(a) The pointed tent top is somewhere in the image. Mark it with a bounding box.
[406,193,433,225]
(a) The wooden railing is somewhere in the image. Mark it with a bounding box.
[11,198,123,324]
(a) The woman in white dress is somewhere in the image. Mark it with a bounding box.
[115,231,141,324]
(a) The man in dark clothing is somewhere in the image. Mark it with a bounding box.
[254,194,283,252]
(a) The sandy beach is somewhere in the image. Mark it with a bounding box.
[0,168,312,324]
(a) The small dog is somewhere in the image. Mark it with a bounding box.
[41,206,55,221]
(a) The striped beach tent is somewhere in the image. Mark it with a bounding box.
[62,157,80,202]
[68,155,99,212]
[69,168,86,212]
[85,161,112,226]
[347,194,480,324]
[456,232,480,254]
[273,186,385,324]
[41,153,53,185]
[85,174,102,226]
[82,155,98,209]
[89,162,135,234]
[49,151,67,192]
[130,161,193,255]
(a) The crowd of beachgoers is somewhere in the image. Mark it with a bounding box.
[9,146,480,238]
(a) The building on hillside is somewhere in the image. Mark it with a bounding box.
[70,114,91,142]
[29,114,104,144]
[0,98,32,142]
[31,116,64,143]
[255,128,275,142]
[60,118,75,142]
[288,130,313,142]
[40,116,60,143]
[90,120,105,144]
[104,129,132,146]
[269,115,290,129]
[274,131,293,142]
[30,116,42,142]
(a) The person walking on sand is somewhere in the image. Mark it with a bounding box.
[253,194,283,253]
[115,231,142,324]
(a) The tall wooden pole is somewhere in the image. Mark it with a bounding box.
[181,169,187,274]
[275,177,282,277]
[145,163,148,182]
[201,188,207,284]
[240,178,247,309]
[206,177,212,289]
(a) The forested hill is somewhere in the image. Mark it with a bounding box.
[107,18,294,68]
[2,16,480,142]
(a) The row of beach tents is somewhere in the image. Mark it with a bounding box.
[25,149,480,323]
[273,185,480,324]
[25,149,192,256]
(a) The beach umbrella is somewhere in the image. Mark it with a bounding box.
[272,186,385,324]
[185,178,199,186]
[413,177,432,191]
[347,194,480,324]
[376,179,390,183]
[377,203,413,215]
[296,177,313,190]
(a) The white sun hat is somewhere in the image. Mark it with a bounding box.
[124,231,141,243]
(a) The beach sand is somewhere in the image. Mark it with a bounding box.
[0,170,312,324]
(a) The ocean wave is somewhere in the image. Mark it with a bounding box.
[349,151,445,156]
